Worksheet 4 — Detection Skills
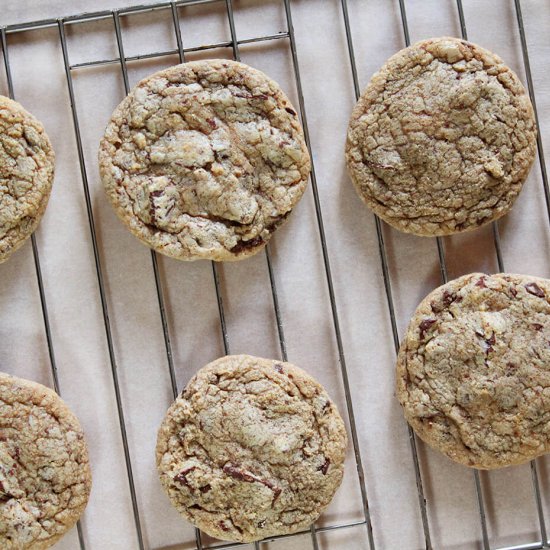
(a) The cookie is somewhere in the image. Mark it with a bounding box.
[397,273,550,469]
[156,355,347,542]
[346,37,537,236]
[99,60,310,261]
[0,96,55,262]
[0,372,91,549]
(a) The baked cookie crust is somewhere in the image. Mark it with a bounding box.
[346,37,536,236]
[0,372,91,549]
[0,96,54,262]
[397,273,550,469]
[156,355,347,542]
[99,60,310,261]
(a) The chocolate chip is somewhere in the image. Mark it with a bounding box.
[442,290,455,306]
[476,216,490,226]
[143,221,159,233]
[533,323,544,331]
[223,463,281,505]
[223,463,256,483]
[205,213,246,227]
[419,318,436,339]
[254,478,281,507]
[264,211,290,234]
[475,276,487,288]
[206,118,216,129]
[218,521,230,532]
[318,458,330,475]
[285,107,296,116]
[364,158,396,170]
[174,467,196,488]
[271,486,282,506]
[199,484,211,493]
[483,342,494,354]
[230,236,264,254]
[233,92,268,100]
[506,362,518,375]
[274,363,284,374]
[257,520,266,528]
[525,282,545,298]
[475,330,495,353]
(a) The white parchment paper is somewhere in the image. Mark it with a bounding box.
[1,1,550,549]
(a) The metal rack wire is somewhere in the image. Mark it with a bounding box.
[1,1,548,549]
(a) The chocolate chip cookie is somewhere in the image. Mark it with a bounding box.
[156,355,347,542]
[0,372,91,549]
[346,37,537,236]
[99,60,310,261]
[0,96,55,262]
[397,273,550,469]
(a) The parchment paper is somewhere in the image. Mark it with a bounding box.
[1,1,550,548]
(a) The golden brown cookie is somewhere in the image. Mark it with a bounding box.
[397,273,550,469]
[0,372,92,549]
[0,96,54,262]
[156,355,347,542]
[99,60,310,261]
[346,37,536,236]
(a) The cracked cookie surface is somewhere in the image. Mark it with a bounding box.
[0,372,91,549]
[0,96,54,262]
[99,60,310,261]
[397,273,550,469]
[346,37,536,236]
[156,355,347,542]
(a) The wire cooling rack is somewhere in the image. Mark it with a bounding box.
[1,0,549,549]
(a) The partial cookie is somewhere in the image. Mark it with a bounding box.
[397,273,550,469]
[0,96,55,262]
[346,37,537,236]
[99,60,310,261]
[0,372,91,549]
[156,355,347,542]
